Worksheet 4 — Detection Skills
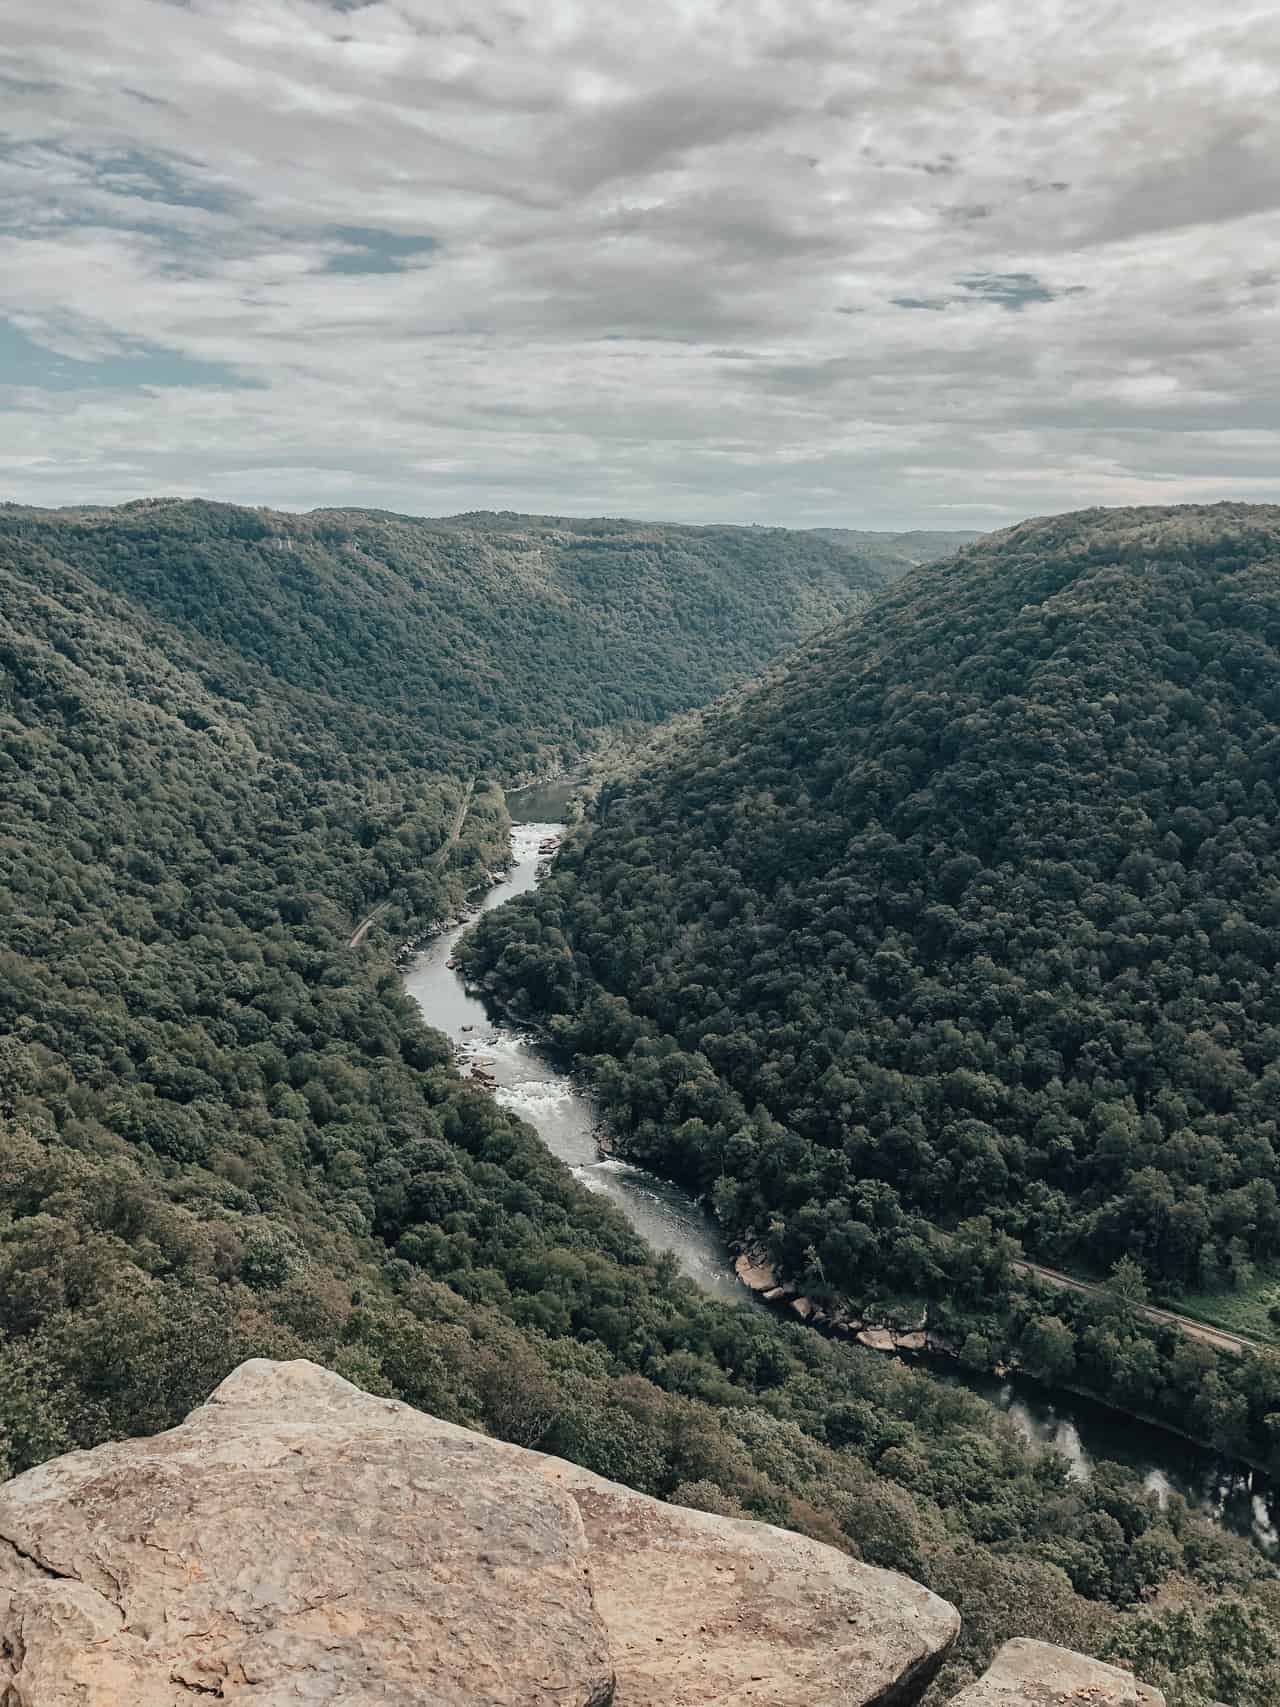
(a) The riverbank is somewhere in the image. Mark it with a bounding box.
[732,1242,1271,1455]
[733,1244,934,1352]
[422,811,1279,1553]
[730,1241,1278,1498]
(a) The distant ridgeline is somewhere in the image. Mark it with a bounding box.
[462,505,1280,1465]
[1,498,1277,1706]
[0,499,918,775]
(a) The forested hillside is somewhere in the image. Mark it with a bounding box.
[462,504,1280,1471]
[815,527,984,576]
[2,500,1278,1704]
[0,500,902,776]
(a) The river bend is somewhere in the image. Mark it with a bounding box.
[402,800,1277,1555]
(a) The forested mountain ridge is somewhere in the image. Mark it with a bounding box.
[813,527,984,576]
[2,498,1279,1704]
[0,499,905,776]
[461,503,1280,1465]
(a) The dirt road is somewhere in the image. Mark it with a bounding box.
[347,900,390,949]
[1013,1257,1264,1357]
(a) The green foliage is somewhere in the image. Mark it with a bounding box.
[1,499,895,777]
[461,505,1280,1697]
[472,503,1280,1282]
[813,527,983,576]
[1,498,1277,1704]
[464,504,1280,1469]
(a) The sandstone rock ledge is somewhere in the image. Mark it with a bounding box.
[0,1360,1164,1707]
[950,1638,1165,1705]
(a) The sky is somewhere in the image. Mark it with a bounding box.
[2,0,1279,528]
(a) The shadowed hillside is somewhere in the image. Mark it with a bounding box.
[1,500,907,777]
[463,503,1280,1473]
[2,498,1278,1704]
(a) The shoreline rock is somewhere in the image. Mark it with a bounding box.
[732,1249,779,1293]
[732,1244,938,1360]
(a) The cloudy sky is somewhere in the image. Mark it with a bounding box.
[3,0,1279,526]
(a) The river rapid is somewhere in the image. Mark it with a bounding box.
[401,787,1278,1555]
[401,814,737,1300]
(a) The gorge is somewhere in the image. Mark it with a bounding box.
[3,500,1279,1704]
[461,505,1280,1483]
[412,789,1277,1557]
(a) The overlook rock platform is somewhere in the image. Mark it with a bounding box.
[0,1359,1165,1706]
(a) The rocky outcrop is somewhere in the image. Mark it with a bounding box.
[734,1244,936,1354]
[0,1360,613,1707]
[951,1639,1165,1705]
[733,1250,778,1292]
[0,1360,1167,1707]
[0,1359,957,1706]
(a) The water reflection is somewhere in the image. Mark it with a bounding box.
[1001,1397,1090,1483]
[947,1365,1278,1553]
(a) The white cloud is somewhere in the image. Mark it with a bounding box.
[0,0,1278,524]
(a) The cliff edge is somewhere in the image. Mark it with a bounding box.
[0,1359,1165,1706]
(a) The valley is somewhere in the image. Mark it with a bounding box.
[2,498,1279,1704]
[415,791,1279,1556]
[7,8,1277,1698]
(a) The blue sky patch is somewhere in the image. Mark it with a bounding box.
[323,227,438,274]
[890,276,1085,315]
[90,148,236,215]
[0,320,260,392]
[958,272,1082,310]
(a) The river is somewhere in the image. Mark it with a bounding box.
[401,788,1278,1555]
[401,814,737,1300]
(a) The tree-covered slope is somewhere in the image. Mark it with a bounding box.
[2,500,1278,1704]
[813,527,984,576]
[0,500,901,776]
[462,504,1280,1453]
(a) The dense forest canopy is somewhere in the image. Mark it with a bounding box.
[463,504,1280,1473]
[814,527,984,574]
[1,498,1277,1704]
[0,500,916,777]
